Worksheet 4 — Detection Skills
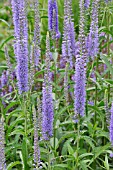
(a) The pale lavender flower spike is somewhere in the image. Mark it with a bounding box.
[74,0,87,119]
[42,33,54,140]
[86,0,99,60]
[61,0,76,69]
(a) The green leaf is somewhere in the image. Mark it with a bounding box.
[4,101,19,115]
[67,143,74,155]
[80,161,88,170]
[0,18,10,26]
[81,136,95,149]
[104,154,109,170]
[79,153,94,160]
[9,129,24,136]
[52,52,58,63]
[101,54,113,75]
[50,137,59,150]
[7,161,21,170]
[0,36,14,49]
[53,164,69,169]
[22,138,29,169]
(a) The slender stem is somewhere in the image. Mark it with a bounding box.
[22,94,28,170]
[47,142,51,170]
[94,57,99,123]
[76,116,80,170]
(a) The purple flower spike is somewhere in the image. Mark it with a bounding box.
[42,33,54,140]
[11,0,29,93]
[33,0,41,69]
[110,103,113,146]
[74,55,86,117]
[74,0,87,120]
[61,0,76,69]
[48,0,60,39]
[86,0,99,60]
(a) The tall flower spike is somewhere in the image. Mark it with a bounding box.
[33,0,41,69]
[42,33,54,140]
[86,0,99,60]
[110,103,113,146]
[61,0,76,68]
[0,118,6,170]
[33,106,41,169]
[48,0,60,39]
[74,0,87,119]
[11,0,29,93]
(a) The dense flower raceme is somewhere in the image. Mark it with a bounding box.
[74,0,87,119]
[74,55,86,118]
[48,0,60,39]
[61,0,76,68]
[0,118,6,170]
[86,0,99,60]
[33,0,41,68]
[110,103,113,146]
[11,0,29,93]
[42,33,54,140]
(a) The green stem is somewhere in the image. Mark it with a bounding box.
[48,143,51,170]
[22,94,28,170]
[76,116,80,170]
[94,57,99,123]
